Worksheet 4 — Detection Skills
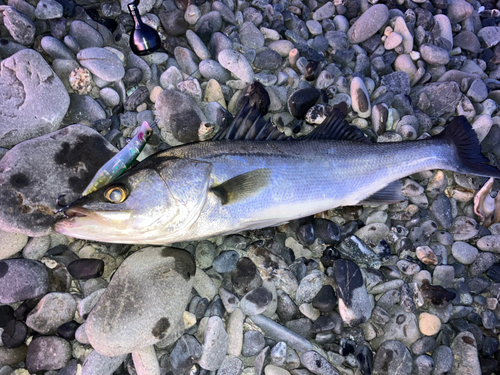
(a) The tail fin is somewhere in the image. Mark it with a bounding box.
[434,116,500,178]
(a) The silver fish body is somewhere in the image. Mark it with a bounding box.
[54,119,498,244]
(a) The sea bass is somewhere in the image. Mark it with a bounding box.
[55,104,500,244]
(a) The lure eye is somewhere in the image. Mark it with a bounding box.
[104,185,128,203]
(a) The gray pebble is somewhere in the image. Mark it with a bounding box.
[2,6,35,45]
[68,94,106,123]
[432,265,455,288]
[198,316,229,371]
[35,0,63,19]
[170,334,202,372]
[217,355,243,375]
[451,241,478,265]
[69,20,104,49]
[347,4,389,43]
[212,251,239,273]
[242,330,265,357]
[372,340,412,375]
[26,336,72,373]
[81,350,127,375]
[26,292,76,334]
[41,36,75,60]
[199,59,231,83]
[300,351,339,375]
[77,48,125,82]
[239,21,265,49]
[0,259,48,303]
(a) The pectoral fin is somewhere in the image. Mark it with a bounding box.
[212,169,272,205]
[359,180,404,205]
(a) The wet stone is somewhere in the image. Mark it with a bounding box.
[311,285,336,312]
[430,195,453,229]
[287,88,321,118]
[86,247,195,356]
[332,259,371,327]
[231,257,263,296]
[212,251,239,273]
[2,320,27,348]
[240,287,273,316]
[67,259,104,279]
[412,336,436,356]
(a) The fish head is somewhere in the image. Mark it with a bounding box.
[55,157,213,244]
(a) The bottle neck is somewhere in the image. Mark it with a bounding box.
[128,4,143,28]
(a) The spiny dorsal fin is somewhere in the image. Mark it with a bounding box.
[358,180,404,205]
[303,107,371,143]
[211,168,272,205]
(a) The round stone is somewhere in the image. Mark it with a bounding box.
[451,242,478,265]
[419,313,441,336]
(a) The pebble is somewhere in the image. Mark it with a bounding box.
[351,77,371,118]
[450,332,481,375]
[418,312,441,336]
[25,336,72,373]
[2,6,35,46]
[170,334,202,372]
[240,287,273,315]
[198,316,229,371]
[26,292,76,334]
[218,49,254,83]
[347,4,389,44]
[80,350,127,374]
[300,351,339,375]
[372,340,412,375]
[77,48,125,82]
[451,242,478,265]
[0,259,48,303]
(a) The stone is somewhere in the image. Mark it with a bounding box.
[311,285,336,312]
[69,20,104,49]
[453,31,481,54]
[26,292,76,334]
[240,287,273,316]
[67,259,104,279]
[80,350,127,375]
[410,81,462,118]
[199,59,231,83]
[447,0,473,23]
[478,27,500,49]
[451,242,478,265]
[418,312,441,336]
[381,71,410,95]
[218,49,254,83]
[240,22,265,49]
[0,49,69,147]
[254,49,283,71]
[347,4,389,44]
[432,345,453,374]
[2,6,35,45]
[420,44,450,65]
[170,334,202,372]
[86,247,195,356]
[450,332,481,375]
[287,87,321,118]
[77,48,125,82]
[231,257,263,296]
[332,259,372,327]
[372,340,412,375]
[35,0,63,19]
[195,11,222,43]
[159,9,189,37]
[375,307,421,348]
[155,89,206,144]
[300,351,339,375]
[217,355,243,375]
[198,316,229,371]
[351,77,371,118]
[242,330,265,357]
[25,336,72,373]
[2,320,27,348]
[449,216,479,241]
[0,259,48,303]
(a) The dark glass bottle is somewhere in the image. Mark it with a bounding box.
[128,0,161,55]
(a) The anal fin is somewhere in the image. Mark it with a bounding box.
[358,180,404,205]
[211,169,272,205]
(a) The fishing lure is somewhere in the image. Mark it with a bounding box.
[81,121,154,196]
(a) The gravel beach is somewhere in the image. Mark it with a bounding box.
[1,0,500,373]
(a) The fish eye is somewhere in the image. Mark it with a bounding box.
[104,185,128,203]
[146,130,152,137]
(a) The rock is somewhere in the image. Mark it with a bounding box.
[68,94,106,123]
[420,44,450,65]
[41,36,75,61]
[86,247,195,356]
[170,334,203,372]
[155,89,207,144]
[81,350,127,375]
[198,316,229,371]
[450,332,481,375]
[254,49,283,71]
[242,330,265,357]
[26,292,76,334]
[347,4,389,44]
[26,336,72,373]
[240,287,273,316]
[375,307,421,348]
[380,71,411,95]
[240,21,265,49]
[2,6,35,45]
[372,340,412,375]
[77,48,125,82]
[351,77,371,118]
[231,257,263,296]
[477,235,500,252]
[0,50,69,147]
[300,351,339,375]
[199,59,231,83]
[0,259,48,303]
[447,0,473,23]
[0,230,28,260]
[432,345,453,374]
[159,9,189,37]
[453,31,481,54]
[195,11,222,43]
[174,47,201,79]
[451,242,478,265]
[332,259,372,327]
[247,245,298,296]
[2,320,27,348]
[0,345,28,366]
[410,81,461,118]
[418,312,441,336]
[69,20,104,49]
[217,355,244,375]
[287,88,321,118]
[35,0,63,19]
[478,27,500,48]
[0,125,117,235]
[312,285,336,312]
[218,49,254,83]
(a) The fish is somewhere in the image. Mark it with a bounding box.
[54,103,500,244]
[80,121,153,197]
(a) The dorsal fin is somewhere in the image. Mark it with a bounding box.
[303,107,371,143]
[213,100,370,143]
[212,102,288,141]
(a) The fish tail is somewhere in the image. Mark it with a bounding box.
[434,116,500,178]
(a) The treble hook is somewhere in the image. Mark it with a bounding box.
[54,195,70,217]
